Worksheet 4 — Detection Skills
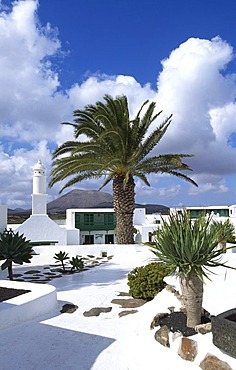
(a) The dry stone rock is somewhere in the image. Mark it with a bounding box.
[150,312,169,329]
[172,331,182,342]
[111,298,146,308]
[195,322,212,334]
[117,292,131,297]
[83,307,112,317]
[199,353,233,370]
[119,310,138,317]
[154,325,170,347]
[178,337,198,361]
[60,304,78,313]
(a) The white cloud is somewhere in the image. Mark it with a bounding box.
[67,75,155,114]
[188,174,228,195]
[0,0,73,145]
[155,37,235,132]
[151,37,236,193]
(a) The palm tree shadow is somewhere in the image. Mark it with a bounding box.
[1,314,115,370]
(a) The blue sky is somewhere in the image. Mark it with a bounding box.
[39,0,236,88]
[1,0,236,209]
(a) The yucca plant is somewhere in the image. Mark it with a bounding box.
[0,229,33,280]
[54,251,70,272]
[210,219,235,250]
[70,256,84,272]
[148,211,236,328]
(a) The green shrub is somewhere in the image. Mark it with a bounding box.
[127,262,172,301]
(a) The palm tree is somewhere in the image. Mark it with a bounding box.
[49,94,197,244]
[149,211,236,328]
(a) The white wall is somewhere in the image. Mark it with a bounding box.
[0,280,57,330]
[67,228,80,245]
[0,205,7,232]
[133,208,146,224]
[16,215,67,245]
[134,224,157,243]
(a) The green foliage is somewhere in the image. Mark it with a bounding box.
[210,219,235,244]
[70,256,84,271]
[54,251,69,272]
[0,229,33,280]
[127,262,172,300]
[149,211,236,281]
[54,252,85,273]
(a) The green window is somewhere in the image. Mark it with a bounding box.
[75,212,116,231]
[84,214,94,226]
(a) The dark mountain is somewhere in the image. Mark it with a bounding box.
[8,189,169,215]
[8,208,31,216]
[135,203,169,215]
[47,189,113,213]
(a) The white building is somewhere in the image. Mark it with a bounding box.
[10,161,236,246]
[170,205,236,230]
[15,160,68,245]
[66,207,161,244]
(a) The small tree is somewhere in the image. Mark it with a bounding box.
[0,229,33,280]
[210,219,235,250]
[148,211,236,328]
[70,256,84,272]
[54,251,70,272]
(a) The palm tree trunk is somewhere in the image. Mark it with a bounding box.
[113,174,135,244]
[179,270,203,328]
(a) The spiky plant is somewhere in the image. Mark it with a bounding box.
[148,211,236,328]
[54,251,70,272]
[70,256,84,272]
[210,219,235,250]
[0,229,33,280]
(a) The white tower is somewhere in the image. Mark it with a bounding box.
[16,160,67,245]
[32,160,47,215]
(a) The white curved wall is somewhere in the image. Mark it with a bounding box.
[0,280,58,330]
[16,215,67,245]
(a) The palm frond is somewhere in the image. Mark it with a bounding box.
[50,94,197,195]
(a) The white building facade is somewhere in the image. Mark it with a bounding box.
[66,207,161,244]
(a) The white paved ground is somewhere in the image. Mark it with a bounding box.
[0,245,236,370]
